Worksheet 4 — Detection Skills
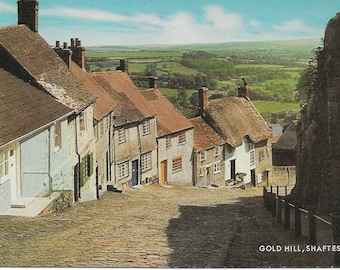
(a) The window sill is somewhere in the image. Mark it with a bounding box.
[0,176,10,185]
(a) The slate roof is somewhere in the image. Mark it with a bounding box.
[69,62,117,121]
[189,117,224,151]
[272,121,297,151]
[0,25,96,112]
[90,71,149,126]
[140,89,193,137]
[204,97,272,147]
[0,67,73,147]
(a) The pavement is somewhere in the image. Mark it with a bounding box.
[0,184,334,267]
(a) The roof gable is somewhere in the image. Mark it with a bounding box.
[90,72,146,126]
[189,117,224,151]
[205,97,271,147]
[0,25,95,112]
[70,62,117,121]
[0,68,73,146]
[140,89,193,137]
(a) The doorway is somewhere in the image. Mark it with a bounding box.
[251,169,256,186]
[9,148,17,201]
[230,159,236,180]
[160,160,167,185]
[132,159,139,186]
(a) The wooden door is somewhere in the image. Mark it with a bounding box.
[160,160,167,185]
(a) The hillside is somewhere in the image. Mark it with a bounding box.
[85,39,320,122]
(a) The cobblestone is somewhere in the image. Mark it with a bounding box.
[0,185,334,267]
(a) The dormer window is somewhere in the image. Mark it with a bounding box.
[178,132,186,145]
[118,128,126,144]
[142,120,151,135]
[79,112,86,131]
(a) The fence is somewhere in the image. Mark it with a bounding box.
[263,186,340,267]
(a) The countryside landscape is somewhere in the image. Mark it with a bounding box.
[85,39,320,122]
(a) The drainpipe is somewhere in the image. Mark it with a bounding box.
[74,116,81,201]
[193,151,197,186]
[136,121,143,185]
[48,127,52,196]
[108,114,112,182]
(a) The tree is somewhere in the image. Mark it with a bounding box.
[294,65,317,105]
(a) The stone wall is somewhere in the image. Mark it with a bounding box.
[292,13,340,214]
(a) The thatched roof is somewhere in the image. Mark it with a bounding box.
[204,97,271,147]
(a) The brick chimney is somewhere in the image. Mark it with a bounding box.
[198,87,209,116]
[120,58,129,74]
[149,77,158,89]
[70,38,85,70]
[17,0,39,33]
[54,41,72,69]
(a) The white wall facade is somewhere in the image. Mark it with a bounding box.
[157,128,194,186]
[225,137,256,184]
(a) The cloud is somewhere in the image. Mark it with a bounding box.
[37,4,323,46]
[0,1,15,12]
[273,19,314,33]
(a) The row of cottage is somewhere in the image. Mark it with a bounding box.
[0,0,272,216]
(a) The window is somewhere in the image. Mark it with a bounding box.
[248,141,254,151]
[166,137,171,149]
[178,132,186,145]
[142,120,151,135]
[199,167,204,176]
[172,157,182,173]
[80,153,93,187]
[259,150,265,161]
[54,121,62,149]
[250,150,255,165]
[118,161,129,179]
[79,112,86,131]
[141,152,152,172]
[214,162,221,174]
[100,121,105,137]
[199,151,206,161]
[118,128,126,144]
[214,146,221,156]
[0,149,8,178]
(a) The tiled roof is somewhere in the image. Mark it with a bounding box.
[140,89,193,137]
[189,117,224,151]
[0,25,96,112]
[90,72,147,126]
[205,97,272,147]
[92,71,154,117]
[69,62,117,121]
[0,68,73,146]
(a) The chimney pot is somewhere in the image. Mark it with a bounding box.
[71,38,75,47]
[120,59,129,74]
[198,87,209,116]
[63,42,68,49]
[56,41,60,48]
[17,0,39,33]
[149,77,158,89]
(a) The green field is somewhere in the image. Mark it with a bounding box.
[86,39,316,121]
[252,101,300,114]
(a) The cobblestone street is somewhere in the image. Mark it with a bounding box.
[0,185,333,267]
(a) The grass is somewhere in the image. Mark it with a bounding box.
[252,101,300,114]
[86,51,183,59]
[158,88,196,98]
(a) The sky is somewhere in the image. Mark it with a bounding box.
[0,0,339,46]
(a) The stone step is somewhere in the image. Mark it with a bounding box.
[11,197,35,208]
